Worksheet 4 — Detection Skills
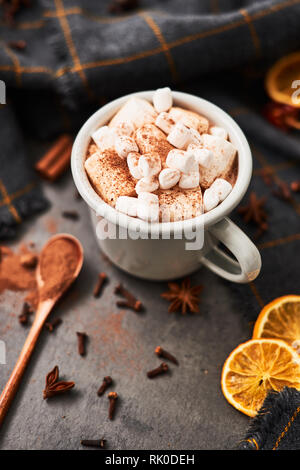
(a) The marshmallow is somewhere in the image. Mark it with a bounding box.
[203,188,219,212]
[127,152,142,179]
[153,87,173,113]
[109,97,157,129]
[135,124,173,165]
[91,126,116,151]
[209,126,228,140]
[155,112,175,134]
[137,192,159,222]
[115,135,139,159]
[166,149,196,174]
[167,122,191,149]
[159,168,181,190]
[138,152,161,178]
[114,120,135,137]
[188,128,202,145]
[135,176,159,194]
[188,144,213,168]
[169,107,209,133]
[85,152,136,206]
[138,192,159,204]
[158,187,203,221]
[116,196,138,217]
[210,178,232,201]
[203,178,232,213]
[200,134,237,189]
[179,171,200,189]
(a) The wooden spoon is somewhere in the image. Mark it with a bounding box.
[0,234,83,428]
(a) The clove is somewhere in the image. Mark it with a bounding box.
[18,302,33,325]
[97,376,113,396]
[45,318,62,332]
[108,392,118,420]
[114,283,142,312]
[76,332,87,356]
[81,439,106,448]
[155,346,178,365]
[147,362,169,379]
[93,272,107,298]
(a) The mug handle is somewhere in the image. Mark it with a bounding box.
[200,217,261,283]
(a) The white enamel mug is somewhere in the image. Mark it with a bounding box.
[71,90,261,283]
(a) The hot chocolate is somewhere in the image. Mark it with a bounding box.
[84,87,238,222]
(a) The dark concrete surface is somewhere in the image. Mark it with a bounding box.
[0,150,252,450]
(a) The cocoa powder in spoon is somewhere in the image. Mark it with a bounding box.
[0,238,79,309]
[39,238,79,301]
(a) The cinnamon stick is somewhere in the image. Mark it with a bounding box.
[35,134,73,182]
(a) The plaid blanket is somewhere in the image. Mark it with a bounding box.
[1,0,300,237]
[238,388,300,450]
[0,0,300,448]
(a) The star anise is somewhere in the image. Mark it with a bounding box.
[237,192,268,238]
[161,277,203,314]
[43,365,75,399]
[263,102,300,131]
[257,167,274,186]
[272,181,292,202]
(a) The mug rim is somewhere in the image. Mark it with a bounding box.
[71,90,252,235]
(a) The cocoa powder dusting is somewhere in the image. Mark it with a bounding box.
[39,239,79,300]
[0,246,38,308]
[44,217,58,235]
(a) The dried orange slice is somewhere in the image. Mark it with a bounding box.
[221,339,300,417]
[265,52,300,107]
[253,295,300,353]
